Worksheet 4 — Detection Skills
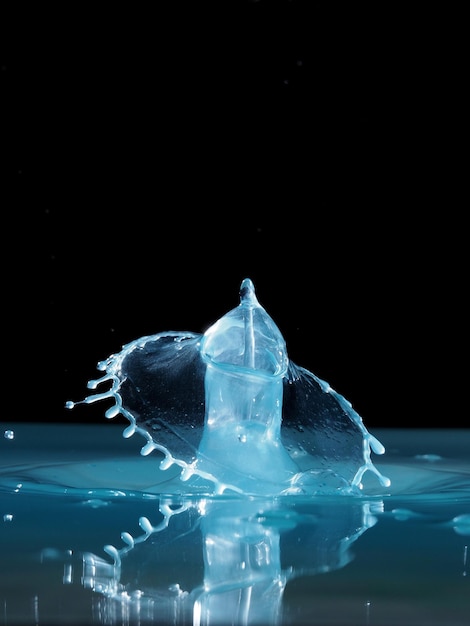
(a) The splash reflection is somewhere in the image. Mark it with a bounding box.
[71,496,382,625]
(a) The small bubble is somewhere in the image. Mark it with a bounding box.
[3,514,13,522]
[4,430,14,440]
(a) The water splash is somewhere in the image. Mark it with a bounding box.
[67,278,390,496]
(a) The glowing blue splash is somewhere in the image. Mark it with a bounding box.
[67,278,390,495]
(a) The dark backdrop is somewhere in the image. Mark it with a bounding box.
[1,2,465,429]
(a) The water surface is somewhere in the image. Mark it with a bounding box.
[1,424,468,625]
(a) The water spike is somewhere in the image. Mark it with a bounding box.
[83,391,114,405]
[159,456,174,470]
[140,442,155,456]
[369,434,386,456]
[121,532,135,548]
[103,545,121,565]
[87,373,113,389]
[105,404,121,419]
[122,424,136,438]
[239,277,258,307]
[381,474,391,488]
[139,517,154,535]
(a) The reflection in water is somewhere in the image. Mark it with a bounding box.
[67,496,382,625]
[1,424,469,625]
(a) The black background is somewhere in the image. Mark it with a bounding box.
[1,2,466,429]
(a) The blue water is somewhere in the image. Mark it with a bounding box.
[0,424,469,625]
[66,279,391,498]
